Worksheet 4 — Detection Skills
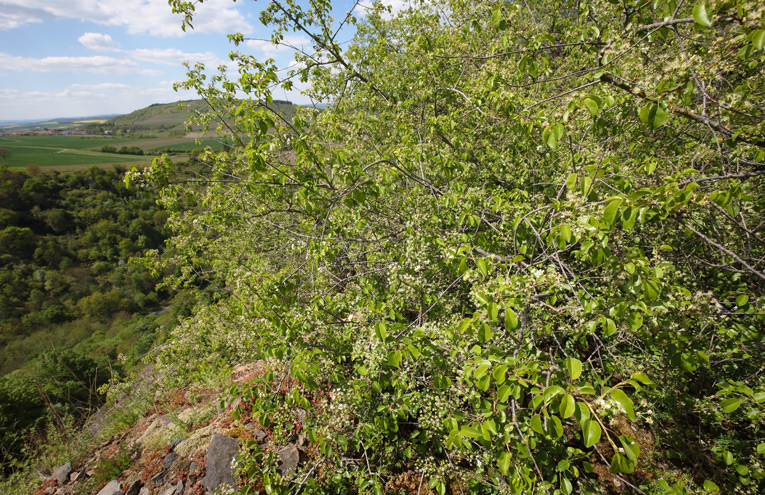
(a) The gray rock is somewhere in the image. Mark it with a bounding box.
[169,437,185,450]
[201,434,239,494]
[151,470,166,486]
[162,451,179,469]
[295,409,307,428]
[74,469,89,482]
[50,462,73,485]
[277,445,299,476]
[158,480,183,495]
[244,423,267,440]
[138,488,150,495]
[125,479,143,495]
[96,479,123,495]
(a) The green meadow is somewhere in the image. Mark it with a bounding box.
[0,135,225,169]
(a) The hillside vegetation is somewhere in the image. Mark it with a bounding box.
[98,99,299,136]
[137,0,765,492]
[0,166,187,464]
[129,0,765,493]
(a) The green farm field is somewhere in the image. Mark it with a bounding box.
[0,135,224,169]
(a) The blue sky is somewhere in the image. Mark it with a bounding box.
[0,1,404,121]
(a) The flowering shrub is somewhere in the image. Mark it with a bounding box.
[146,0,765,493]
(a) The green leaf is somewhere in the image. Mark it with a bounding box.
[476,258,488,276]
[721,397,741,413]
[388,350,402,368]
[603,197,622,226]
[610,389,636,420]
[566,357,583,380]
[543,123,565,149]
[492,365,508,384]
[559,224,572,244]
[582,418,602,447]
[643,279,661,300]
[474,363,490,380]
[487,302,499,321]
[610,453,636,474]
[735,294,749,307]
[578,383,597,396]
[530,414,544,434]
[693,3,712,27]
[497,451,511,474]
[702,480,719,492]
[461,425,483,439]
[406,344,420,360]
[619,435,640,463]
[560,394,576,418]
[566,172,578,190]
[604,318,617,337]
[374,322,387,341]
[561,477,573,495]
[581,176,592,195]
[544,385,564,402]
[475,292,490,306]
[639,103,670,130]
[505,307,520,331]
[477,323,492,342]
[583,98,600,117]
[491,8,507,31]
[550,415,564,438]
[458,318,472,334]
[631,372,653,385]
[621,206,638,229]
[750,29,765,51]
[626,312,643,331]
[481,418,498,439]
[723,451,734,465]
[497,384,512,402]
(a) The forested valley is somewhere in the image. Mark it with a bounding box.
[2,0,765,494]
[0,165,194,463]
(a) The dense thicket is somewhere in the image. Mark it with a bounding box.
[0,166,178,466]
[142,0,763,493]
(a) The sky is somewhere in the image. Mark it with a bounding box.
[0,0,405,122]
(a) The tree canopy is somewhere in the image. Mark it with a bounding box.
[143,0,765,493]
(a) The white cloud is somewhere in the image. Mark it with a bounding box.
[130,48,225,68]
[245,34,311,59]
[0,4,47,29]
[70,82,131,90]
[0,52,161,75]
[78,32,120,51]
[0,0,251,37]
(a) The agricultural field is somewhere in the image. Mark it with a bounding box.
[0,135,224,170]
[0,117,115,133]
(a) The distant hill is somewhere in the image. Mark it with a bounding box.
[0,115,119,132]
[104,99,300,135]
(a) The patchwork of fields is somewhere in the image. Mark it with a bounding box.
[0,135,225,170]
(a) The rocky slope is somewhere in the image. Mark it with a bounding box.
[34,361,304,495]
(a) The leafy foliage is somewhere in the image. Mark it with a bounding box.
[147,0,765,493]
